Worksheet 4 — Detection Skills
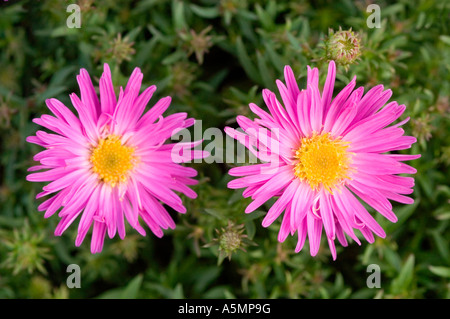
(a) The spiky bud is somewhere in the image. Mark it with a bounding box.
[205,221,256,265]
[324,27,362,70]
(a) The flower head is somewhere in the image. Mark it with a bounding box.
[225,61,420,260]
[27,64,207,253]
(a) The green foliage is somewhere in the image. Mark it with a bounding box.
[0,0,448,299]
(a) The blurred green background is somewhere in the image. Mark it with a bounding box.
[0,0,449,299]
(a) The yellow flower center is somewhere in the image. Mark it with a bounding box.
[90,135,136,187]
[293,133,351,193]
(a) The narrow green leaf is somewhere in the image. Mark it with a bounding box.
[235,36,261,84]
[256,50,274,89]
[172,0,187,31]
[173,283,184,299]
[161,50,186,65]
[263,41,285,71]
[203,208,225,220]
[429,230,450,262]
[245,220,256,239]
[429,266,450,278]
[255,4,275,31]
[390,254,415,295]
[439,35,450,45]
[120,274,143,299]
[190,4,220,19]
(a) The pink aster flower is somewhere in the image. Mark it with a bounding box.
[225,61,420,260]
[27,64,207,253]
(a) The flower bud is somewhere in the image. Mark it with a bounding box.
[324,27,362,70]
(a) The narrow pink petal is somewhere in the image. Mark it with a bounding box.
[55,210,83,237]
[308,82,323,133]
[27,167,74,183]
[141,193,176,229]
[77,183,101,235]
[344,102,405,140]
[339,187,386,238]
[331,192,361,245]
[307,210,322,257]
[99,63,117,114]
[359,225,375,243]
[136,96,172,129]
[128,85,157,127]
[290,179,314,232]
[335,223,348,247]
[249,102,275,123]
[284,65,300,102]
[295,90,310,137]
[228,163,274,177]
[57,181,94,219]
[42,169,89,194]
[77,68,100,121]
[262,179,297,227]
[276,79,298,130]
[140,210,164,237]
[112,67,144,135]
[355,87,392,122]
[278,205,291,242]
[348,181,398,222]
[330,94,359,137]
[90,220,107,253]
[295,219,308,253]
[69,93,98,143]
[322,60,336,117]
[327,237,337,260]
[352,172,413,195]
[379,189,415,204]
[46,98,81,130]
[323,76,356,132]
[320,190,336,240]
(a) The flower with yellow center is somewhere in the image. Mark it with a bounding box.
[90,135,136,187]
[294,133,351,194]
[226,61,420,260]
[27,63,207,254]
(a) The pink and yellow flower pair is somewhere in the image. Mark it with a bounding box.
[27,62,419,258]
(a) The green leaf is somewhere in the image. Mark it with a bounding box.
[161,50,186,65]
[390,254,415,295]
[245,220,256,239]
[384,199,419,233]
[255,4,275,31]
[172,0,187,31]
[203,208,225,220]
[429,230,450,262]
[120,274,143,299]
[173,283,184,299]
[193,267,221,293]
[235,36,261,84]
[428,266,450,278]
[256,50,274,90]
[49,66,77,87]
[190,4,220,19]
[439,35,450,46]
[263,41,285,71]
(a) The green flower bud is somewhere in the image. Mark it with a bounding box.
[205,221,256,265]
[324,27,362,70]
